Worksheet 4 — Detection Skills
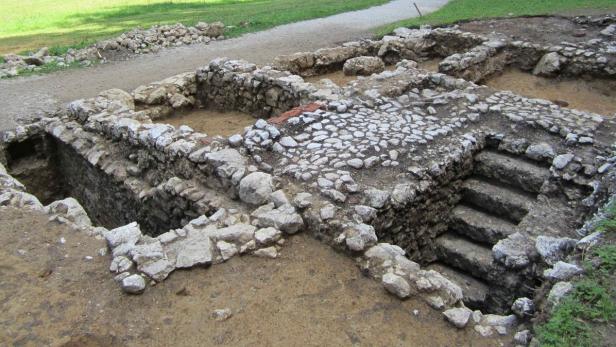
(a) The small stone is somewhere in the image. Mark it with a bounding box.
[552,153,574,170]
[121,274,146,294]
[525,143,555,161]
[216,240,238,261]
[474,325,493,337]
[514,330,532,345]
[228,134,243,147]
[292,192,312,209]
[347,158,364,169]
[511,297,535,318]
[548,281,573,307]
[345,223,377,251]
[543,261,583,281]
[253,246,278,258]
[212,308,233,321]
[382,273,411,299]
[239,172,274,205]
[364,188,390,209]
[443,307,472,328]
[535,236,576,265]
[482,314,517,327]
[255,227,282,245]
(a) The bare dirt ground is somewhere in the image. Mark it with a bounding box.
[458,15,605,45]
[485,69,616,116]
[0,0,448,132]
[163,109,257,137]
[0,207,509,347]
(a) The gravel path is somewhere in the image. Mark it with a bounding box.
[0,0,448,131]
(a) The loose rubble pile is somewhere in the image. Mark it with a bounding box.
[1,14,616,346]
[0,22,225,79]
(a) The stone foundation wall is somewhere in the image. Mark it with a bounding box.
[196,58,317,118]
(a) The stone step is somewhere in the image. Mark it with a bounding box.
[461,178,534,223]
[474,151,549,193]
[435,232,494,281]
[450,205,517,245]
[427,262,489,310]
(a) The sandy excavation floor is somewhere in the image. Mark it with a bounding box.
[162,109,257,137]
[0,207,510,347]
[484,69,616,116]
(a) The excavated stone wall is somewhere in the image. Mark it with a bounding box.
[196,58,317,118]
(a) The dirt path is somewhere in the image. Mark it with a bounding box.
[0,0,448,131]
[0,208,509,346]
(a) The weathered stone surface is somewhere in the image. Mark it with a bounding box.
[492,232,533,269]
[543,261,583,281]
[547,281,573,307]
[443,307,472,328]
[166,230,213,268]
[535,236,576,265]
[211,224,256,244]
[382,273,411,299]
[345,223,378,251]
[511,297,535,318]
[46,198,92,228]
[253,246,278,258]
[364,188,390,209]
[239,172,274,205]
[216,240,238,260]
[254,204,303,234]
[533,52,564,76]
[481,314,517,327]
[104,222,141,248]
[121,274,146,294]
[525,143,555,161]
[255,227,282,245]
[343,56,385,76]
[514,330,532,345]
[138,258,174,281]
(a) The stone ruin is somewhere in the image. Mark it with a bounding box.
[1,15,616,343]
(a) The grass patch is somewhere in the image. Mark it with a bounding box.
[375,0,616,37]
[0,0,389,55]
[536,241,616,346]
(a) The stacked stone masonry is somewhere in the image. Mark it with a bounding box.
[1,14,616,343]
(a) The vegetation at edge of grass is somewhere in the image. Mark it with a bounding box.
[375,0,616,37]
[5,60,86,79]
[0,0,389,55]
[536,243,616,347]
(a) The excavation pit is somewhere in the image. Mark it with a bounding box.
[161,108,257,137]
[483,69,616,116]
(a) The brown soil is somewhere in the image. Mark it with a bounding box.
[458,16,604,46]
[162,108,257,137]
[0,207,509,347]
[484,68,616,116]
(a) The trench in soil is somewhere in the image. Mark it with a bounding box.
[3,134,200,235]
[483,68,616,116]
[162,108,256,136]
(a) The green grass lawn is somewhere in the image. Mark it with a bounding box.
[0,0,388,55]
[376,0,616,37]
[536,200,616,347]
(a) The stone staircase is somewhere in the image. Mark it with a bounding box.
[431,151,550,312]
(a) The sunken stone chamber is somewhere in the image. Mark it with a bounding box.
[0,125,229,236]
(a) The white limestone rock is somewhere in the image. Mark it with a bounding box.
[121,274,146,294]
[345,223,378,251]
[382,273,411,299]
[239,172,274,205]
[443,307,472,328]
